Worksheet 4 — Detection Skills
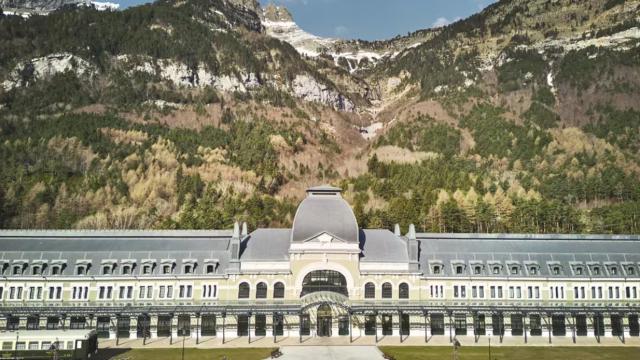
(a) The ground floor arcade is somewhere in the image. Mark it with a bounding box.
[2,304,639,346]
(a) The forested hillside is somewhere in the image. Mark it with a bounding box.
[0,0,639,233]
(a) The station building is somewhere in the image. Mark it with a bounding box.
[0,185,639,346]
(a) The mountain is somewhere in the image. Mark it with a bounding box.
[0,0,639,234]
[0,0,118,15]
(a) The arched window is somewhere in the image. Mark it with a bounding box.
[273,282,285,299]
[301,270,348,297]
[13,265,22,275]
[511,266,519,275]
[32,266,41,275]
[122,266,131,275]
[102,265,111,275]
[142,265,151,274]
[76,266,86,275]
[381,282,392,299]
[364,282,375,299]
[474,266,482,275]
[238,282,250,299]
[51,266,61,275]
[399,283,409,299]
[256,282,267,299]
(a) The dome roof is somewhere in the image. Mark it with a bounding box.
[290,186,359,243]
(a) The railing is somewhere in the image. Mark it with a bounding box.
[300,285,348,297]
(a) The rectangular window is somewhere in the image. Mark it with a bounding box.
[509,286,514,299]
[139,286,146,299]
[497,286,503,298]
[528,286,533,299]
[167,286,173,298]
[454,286,459,298]
[516,286,521,298]
[472,286,477,298]
[461,286,466,298]
[479,286,484,298]
[490,286,496,298]
[159,286,166,298]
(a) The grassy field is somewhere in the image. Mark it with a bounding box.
[379,346,640,360]
[94,347,277,360]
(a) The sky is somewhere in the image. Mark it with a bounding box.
[115,0,496,41]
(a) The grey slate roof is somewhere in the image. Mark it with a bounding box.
[290,187,359,243]
[417,233,640,278]
[241,229,291,261]
[0,230,234,276]
[360,230,409,263]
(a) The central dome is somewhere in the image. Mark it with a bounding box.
[290,185,359,243]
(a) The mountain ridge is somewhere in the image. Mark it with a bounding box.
[0,0,639,233]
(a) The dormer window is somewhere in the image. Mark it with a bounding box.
[474,266,482,275]
[184,265,192,274]
[13,265,22,275]
[163,265,172,274]
[51,266,60,275]
[593,266,600,275]
[76,266,86,275]
[511,266,519,275]
[575,267,583,275]
[433,265,441,274]
[552,266,561,275]
[610,266,618,276]
[493,266,500,275]
[456,266,463,275]
[32,266,41,275]
[628,267,635,275]
[529,266,537,275]
[206,265,215,274]
[122,266,131,275]
[142,265,151,275]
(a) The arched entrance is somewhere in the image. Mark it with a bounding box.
[317,304,332,337]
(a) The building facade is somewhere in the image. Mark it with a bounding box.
[0,185,639,345]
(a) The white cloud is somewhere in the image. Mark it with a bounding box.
[432,17,451,28]
[334,25,349,37]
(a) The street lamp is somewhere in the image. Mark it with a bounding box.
[452,337,461,360]
[181,323,187,360]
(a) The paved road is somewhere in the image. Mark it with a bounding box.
[276,346,385,360]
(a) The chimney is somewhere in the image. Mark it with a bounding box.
[241,222,248,237]
[394,224,401,237]
[233,221,240,239]
[408,224,416,240]
[406,224,420,273]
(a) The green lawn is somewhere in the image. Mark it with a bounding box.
[379,346,640,360]
[94,347,277,360]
